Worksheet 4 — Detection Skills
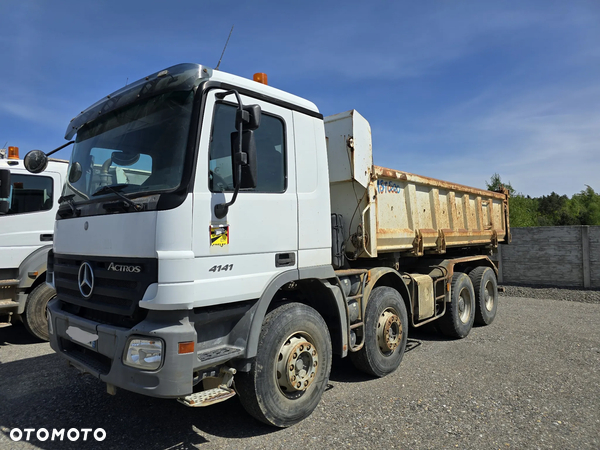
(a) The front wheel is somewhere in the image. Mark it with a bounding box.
[235,303,332,428]
[22,282,55,341]
[350,286,408,377]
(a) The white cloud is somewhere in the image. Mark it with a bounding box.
[374,81,600,197]
[0,82,71,131]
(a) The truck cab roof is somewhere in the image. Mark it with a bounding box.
[65,63,321,140]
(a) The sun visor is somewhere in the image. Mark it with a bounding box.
[65,63,211,140]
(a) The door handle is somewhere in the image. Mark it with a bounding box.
[275,253,296,268]
[40,234,53,242]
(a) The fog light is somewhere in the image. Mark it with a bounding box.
[123,337,164,371]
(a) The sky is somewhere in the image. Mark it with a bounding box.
[1,0,598,197]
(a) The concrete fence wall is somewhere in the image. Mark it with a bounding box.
[496,226,600,288]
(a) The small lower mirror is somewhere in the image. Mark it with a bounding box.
[69,162,83,183]
[231,130,257,189]
[24,150,49,174]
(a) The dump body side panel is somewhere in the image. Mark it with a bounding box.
[372,166,508,255]
[325,110,509,259]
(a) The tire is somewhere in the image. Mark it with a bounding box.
[438,273,475,339]
[235,302,332,428]
[469,266,498,326]
[349,286,408,378]
[22,282,55,341]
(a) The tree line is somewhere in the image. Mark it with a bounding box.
[486,173,600,227]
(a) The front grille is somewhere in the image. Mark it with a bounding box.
[54,254,158,322]
[60,301,147,328]
[59,338,111,375]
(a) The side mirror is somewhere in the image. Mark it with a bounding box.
[23,150,49,174]
[231,130,257,189]
[236,104,261,131]
[0,169,10,198]
[0,169,10,214]
[213,93,262,219]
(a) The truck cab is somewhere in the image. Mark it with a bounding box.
[34,64,332,415]
[0,147,68,339]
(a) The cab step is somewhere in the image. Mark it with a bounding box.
[0,299,19,311]
[196,345,243,364]
[177,387,236,407]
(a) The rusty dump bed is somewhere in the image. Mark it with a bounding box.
[325,110,510,258]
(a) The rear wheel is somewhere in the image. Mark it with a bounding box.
[438,273,475,339]
[235,302,332,428]
[469,266,498,325]
[350,286,408,377]
[22,282,55,341]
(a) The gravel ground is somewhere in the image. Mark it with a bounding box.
[1,295,599,450]
[500,284,600,304]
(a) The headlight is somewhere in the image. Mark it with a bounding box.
[123,337,164,371]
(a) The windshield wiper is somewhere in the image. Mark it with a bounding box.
[92,184,143,211]
[58,194,81,217]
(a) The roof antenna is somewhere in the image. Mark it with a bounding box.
[215,25,234,71]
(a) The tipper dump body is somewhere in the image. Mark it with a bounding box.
[325,110,510,260]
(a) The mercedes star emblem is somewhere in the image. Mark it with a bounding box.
[78,261,95,298]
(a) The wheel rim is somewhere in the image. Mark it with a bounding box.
[276,333,319,394]
[457,288,472,323]
[377,308,402,355]
[484,280,494,312]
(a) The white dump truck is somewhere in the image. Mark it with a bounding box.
[0,147,68,340]
[24,64,509,427]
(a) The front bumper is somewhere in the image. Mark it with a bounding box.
[47,299,197,398]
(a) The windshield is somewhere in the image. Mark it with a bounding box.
[64,90,194,203]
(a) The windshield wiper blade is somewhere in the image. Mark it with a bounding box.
[58,194,81,217]
[92,183,129,196]
[92,184,143,211]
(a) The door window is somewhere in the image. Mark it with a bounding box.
[209,102,286,193]
[6,174,53,215]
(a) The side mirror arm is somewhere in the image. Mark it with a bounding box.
[214,90,245,219]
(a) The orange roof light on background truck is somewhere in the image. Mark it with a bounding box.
[253,73,268,85]
[8,146,19,159]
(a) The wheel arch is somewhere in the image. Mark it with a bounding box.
[448,255,498,278]
[17,245,51,290]
[245,267,349,361]
[363,267,413,325]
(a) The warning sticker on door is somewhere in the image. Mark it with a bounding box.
[210,225,229,247]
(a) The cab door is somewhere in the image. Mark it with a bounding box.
[0,167,62,269]
[191,88,298,307]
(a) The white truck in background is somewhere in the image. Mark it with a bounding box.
[0,147,68,340]
[24,64,510,427]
